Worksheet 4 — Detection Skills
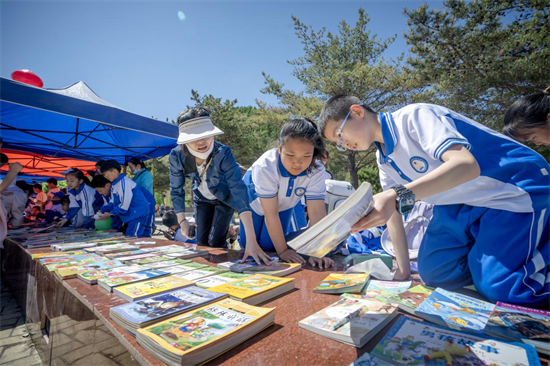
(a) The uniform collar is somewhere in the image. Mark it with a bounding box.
[374,112,399,164]
[69,183,85,196]
[112,173,126,185]
[278,154,307,178]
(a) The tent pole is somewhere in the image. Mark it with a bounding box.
[124,156,127,174]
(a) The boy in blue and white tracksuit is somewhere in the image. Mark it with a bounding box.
[66,182,102,229]
[99,160,151,237]
[319,99,549,307]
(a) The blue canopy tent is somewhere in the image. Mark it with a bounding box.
[0,77,178,164]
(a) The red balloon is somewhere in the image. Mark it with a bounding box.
[11,69,43,88]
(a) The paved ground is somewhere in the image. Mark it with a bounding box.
[0,281,42,366]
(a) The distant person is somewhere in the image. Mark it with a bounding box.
[44,178,65,223]
[90,175,123,231]
[162,210,197,244]
[32,183,48,209]
[95,160,105,175]
[128,157,153,194]
[58,195,77,227]
[98,160,152,237]
[0,152,25,231]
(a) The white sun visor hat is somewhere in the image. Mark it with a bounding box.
[177,116,224,144]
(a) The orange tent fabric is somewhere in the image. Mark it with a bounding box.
[0,149,97,178]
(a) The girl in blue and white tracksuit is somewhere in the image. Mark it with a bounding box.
[60,169,102,229]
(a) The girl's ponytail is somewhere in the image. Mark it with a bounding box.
[503,88,550,141]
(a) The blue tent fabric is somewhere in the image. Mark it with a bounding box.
[0,78,178,163]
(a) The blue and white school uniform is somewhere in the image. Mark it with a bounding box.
[101,174,150,237]
[376,103,549,306]
[239,148,326,251]
[67,184,102,229]
[98,194,123,230]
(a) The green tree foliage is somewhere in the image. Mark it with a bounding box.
[261,9,427,188]
[356,164,383,194]
[404,0,550,133]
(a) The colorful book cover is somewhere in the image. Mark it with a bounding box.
[391,285,434,312]
[154,265,198,275]
[114,275,194,300]
[137,299,274,356]
[147,245,185,252]
[55,259,124,279]
[39,253,97,264]
[126,256,171,265]
[139,259,192,270]
[348,353,387,366]
[485,301,550,342]
[105,249,151,259]
[241,262,302,276]
[86,244,138,253]
[299,297,398,346]
[371,317,541,366]
[44,255,105,272]
[115,253,159,262]
[98,269,169,288]
[78,265,144,283]
[31,250,86,259]
[360,280,412,303]
[173,267,228,281]
[208,274,293,300]
[111,286,228,325]
[313,273,370,293]
[195,272,251,289]
[415,288,495,334]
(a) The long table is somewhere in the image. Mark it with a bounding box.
[2,237,549,366]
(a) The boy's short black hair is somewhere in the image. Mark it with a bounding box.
[162,210,179,228]
[33,183,43,190]
[95,159,106,167]
[0,153,8,165]
[100,160,122,173]
[60,195,70,205]
[90,175,111,188]
[46,178,58,185]
[317,95,375,138]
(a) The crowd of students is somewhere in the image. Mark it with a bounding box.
[1,87,548,306]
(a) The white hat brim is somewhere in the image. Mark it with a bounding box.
[177,118,224,144]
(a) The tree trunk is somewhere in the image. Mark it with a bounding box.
[348,152,359,189]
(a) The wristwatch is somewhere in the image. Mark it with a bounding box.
[391,184,415,215]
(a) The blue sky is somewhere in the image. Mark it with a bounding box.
[1,0,444,122]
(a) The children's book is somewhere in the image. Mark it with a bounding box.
[51,242,98,251]
[77,265,144,284]
[313,273,370,294]
[115,253,159,262]
[163,249,210,259]
[98,269,169,292]
[113,275,195,302]
[136,299,275,366]
[208,274,295,305]
[371,316,541,366]
[138,259,192,270]
[359,280,412,303]
[172,267,228,281]
[126,256,172,265]
[109,286,228,335]
[194,272,252,289]
[147,245,185,252]
[288,182,373,257]
[85,244,138,254]
[152,265,197,275]
[217,256,279,270]
[414,288,495,334]
[39,253,98,265]
[348,353,388,366]
[31,250,86,259]
[240,262,301,277]
[485,301,550,355]
[54,259,124,279]
[299,297,398,347]
[390,285,434,314]
[104,249,152,259]
[44,255,105,272]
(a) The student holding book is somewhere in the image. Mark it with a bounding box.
[317,96,549,306]
[98,160,153,237]
[169,107,266,263]
[240,119,334,268]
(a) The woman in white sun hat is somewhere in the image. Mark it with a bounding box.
[169,107,271,264]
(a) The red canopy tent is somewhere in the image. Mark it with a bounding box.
[0,149,97,178]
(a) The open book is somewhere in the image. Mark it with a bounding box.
[288,182,373,257]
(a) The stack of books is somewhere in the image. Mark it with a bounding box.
[136,299,275,366]
[98,269,169,292]
[110,286,228,335]
[113,275,194,302]
[313,273,370,294]
[77,265,144,284]
[209,274,295,305]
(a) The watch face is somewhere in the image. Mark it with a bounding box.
[399,197,415,215]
